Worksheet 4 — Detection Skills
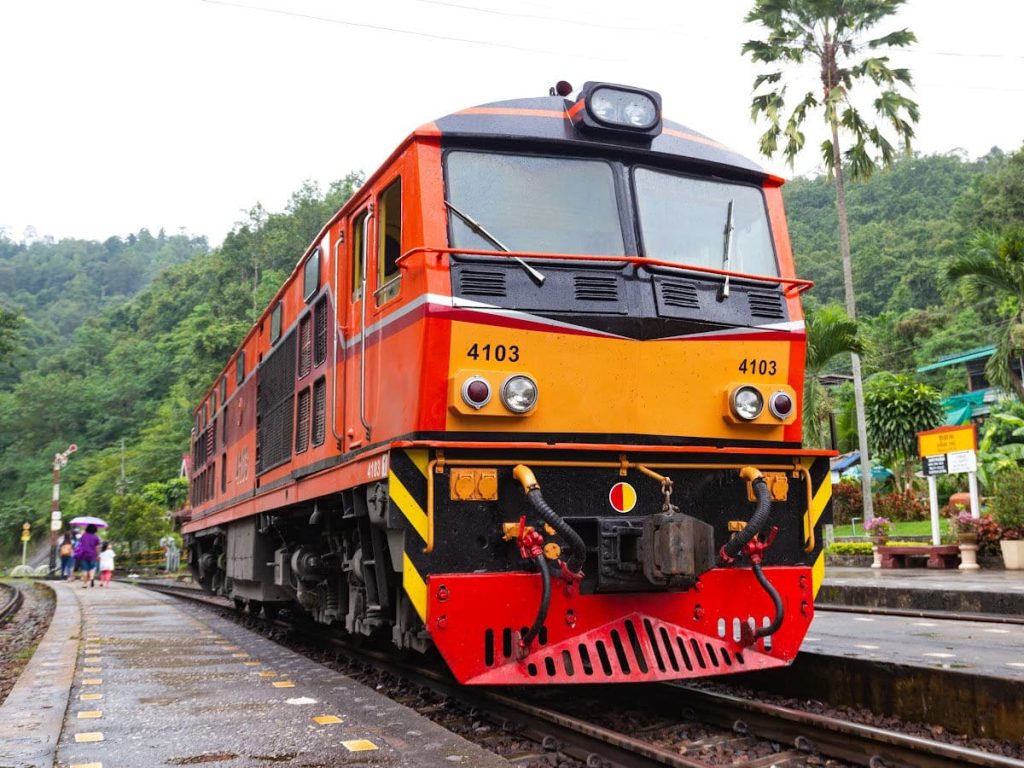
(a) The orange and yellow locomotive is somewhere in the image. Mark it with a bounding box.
[183,81,832,685]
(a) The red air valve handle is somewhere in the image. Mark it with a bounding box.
[742,526,779,565]
[516,515,545,560]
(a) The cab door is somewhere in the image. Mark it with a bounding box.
[344,202,374,450]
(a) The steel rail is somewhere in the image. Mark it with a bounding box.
[663,684,1024,768]
[0,583,24,624]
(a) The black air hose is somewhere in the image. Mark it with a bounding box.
[719,475,772,564]
[524,487,586,574]
[521,554,551,649]
[751,561,784,639]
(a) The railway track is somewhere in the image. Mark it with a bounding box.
[136,581,1024,768]
[0,582,24,625]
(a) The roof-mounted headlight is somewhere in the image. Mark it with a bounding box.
[569,81,663,142]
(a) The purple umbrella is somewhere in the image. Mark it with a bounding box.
[68,515,108,528]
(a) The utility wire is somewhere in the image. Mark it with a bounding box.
[200,0,620,61]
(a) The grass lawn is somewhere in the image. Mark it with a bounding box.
[834,518,950,539]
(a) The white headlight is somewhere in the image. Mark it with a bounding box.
[732,386,764,420]
[501,375,538,413]
[590,91,617,121]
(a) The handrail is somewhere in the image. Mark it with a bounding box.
[395,246,814,296]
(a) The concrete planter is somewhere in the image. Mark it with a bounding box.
[1000,540,1024,570]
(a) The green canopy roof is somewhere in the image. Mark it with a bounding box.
[917,345,996,373]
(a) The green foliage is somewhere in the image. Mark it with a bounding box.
[988,469,1024,535]
[872,488,927,521]
[0,306,22,369]
[108,492,169,553]
[863,373,942,487]
[804,304,862,447]
[945,228,1024,398]
[826,541,873,555]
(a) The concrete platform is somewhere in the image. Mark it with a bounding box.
[819,565,1024,615]
[1,580,509,768]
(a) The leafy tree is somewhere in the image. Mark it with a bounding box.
[108,492,169,555]
[863,372,943,490]
[0,306,21,368]
[744,0,919,519]
[945,228,1024,400]
[803,303,863,447]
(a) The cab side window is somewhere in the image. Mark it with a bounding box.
[376,178,402,305]
[352,209,368,302]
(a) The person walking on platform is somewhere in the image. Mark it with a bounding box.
[75,524,101,588]
[58,533,74,579]
[98,543,115,587]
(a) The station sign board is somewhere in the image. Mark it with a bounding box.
[917,425,977,458]
[921,454,948,477]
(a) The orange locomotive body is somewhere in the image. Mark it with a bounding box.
[183,82,833,685]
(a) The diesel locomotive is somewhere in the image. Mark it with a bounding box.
[182,81,833,685]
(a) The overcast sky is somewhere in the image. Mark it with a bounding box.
[1,0,1021,246]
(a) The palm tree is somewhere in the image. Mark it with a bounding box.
[946,229,1024,400]
[743,0,919,520]
[804,304,863,448]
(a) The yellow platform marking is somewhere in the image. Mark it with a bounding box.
[243,661,260,667]
[402,552,427,623]
[222,645,240,651]
[77,710,102,719]
[272,681,294,688]
[388,470,428,543]
[84,657,101,664]
[70,762,103,768]
[259,671,277,677]
[82,679,102,685]
[83,667,101,673]
[74,732,104,743]
[313,715,342,725]
[341,739,378,752]
[407,448,429,479]
[80,693,102,701]
[231,653,249,658]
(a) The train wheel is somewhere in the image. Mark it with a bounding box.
[247,599,263,616]
[263,603,281,620]
[233,597,245,611]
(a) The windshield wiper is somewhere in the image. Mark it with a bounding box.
[718,199,735,301]
[444,200,546,285]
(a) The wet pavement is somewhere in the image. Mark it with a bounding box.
[2,580,509,768]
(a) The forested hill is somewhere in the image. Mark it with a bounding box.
[0,228,208,378]
[785,149,1002,317]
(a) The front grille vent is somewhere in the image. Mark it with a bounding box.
[659,280,700,309]
[574,275,619,302]
[459,269,506,297]
[748,290,785,319]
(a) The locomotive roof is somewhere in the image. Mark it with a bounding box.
[427,94,767,179]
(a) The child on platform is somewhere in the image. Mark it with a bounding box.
[98,542,115,587]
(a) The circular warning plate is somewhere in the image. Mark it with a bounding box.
[608,481,637,514]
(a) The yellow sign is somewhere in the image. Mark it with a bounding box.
[21,532,30,542]
[918,425,977,458]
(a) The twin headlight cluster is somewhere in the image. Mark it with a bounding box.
[569,82,663,142]
[730,385,794,422]
[462,374,539,414]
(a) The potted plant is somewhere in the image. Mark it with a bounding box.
[951,509,979,545]
[988,469,1024,570]
[863,516,891,545]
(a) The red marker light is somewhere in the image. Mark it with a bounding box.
[769,392,793,419]
[462,377,492,409]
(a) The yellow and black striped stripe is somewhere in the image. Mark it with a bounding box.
[388,448,430,621]
[801,456,832,597]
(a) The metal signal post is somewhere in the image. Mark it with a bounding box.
[47,444,77,576]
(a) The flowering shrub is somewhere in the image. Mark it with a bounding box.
[989,469,1024,541]
[951,510,979,534]
[873,488,927,521]
[863,516,891,539]
[950,511,1003,554]
[831,481,863,525]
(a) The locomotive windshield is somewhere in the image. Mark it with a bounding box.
[444,150,777,277]
[634,169,777,276]
[445,151,625,255]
